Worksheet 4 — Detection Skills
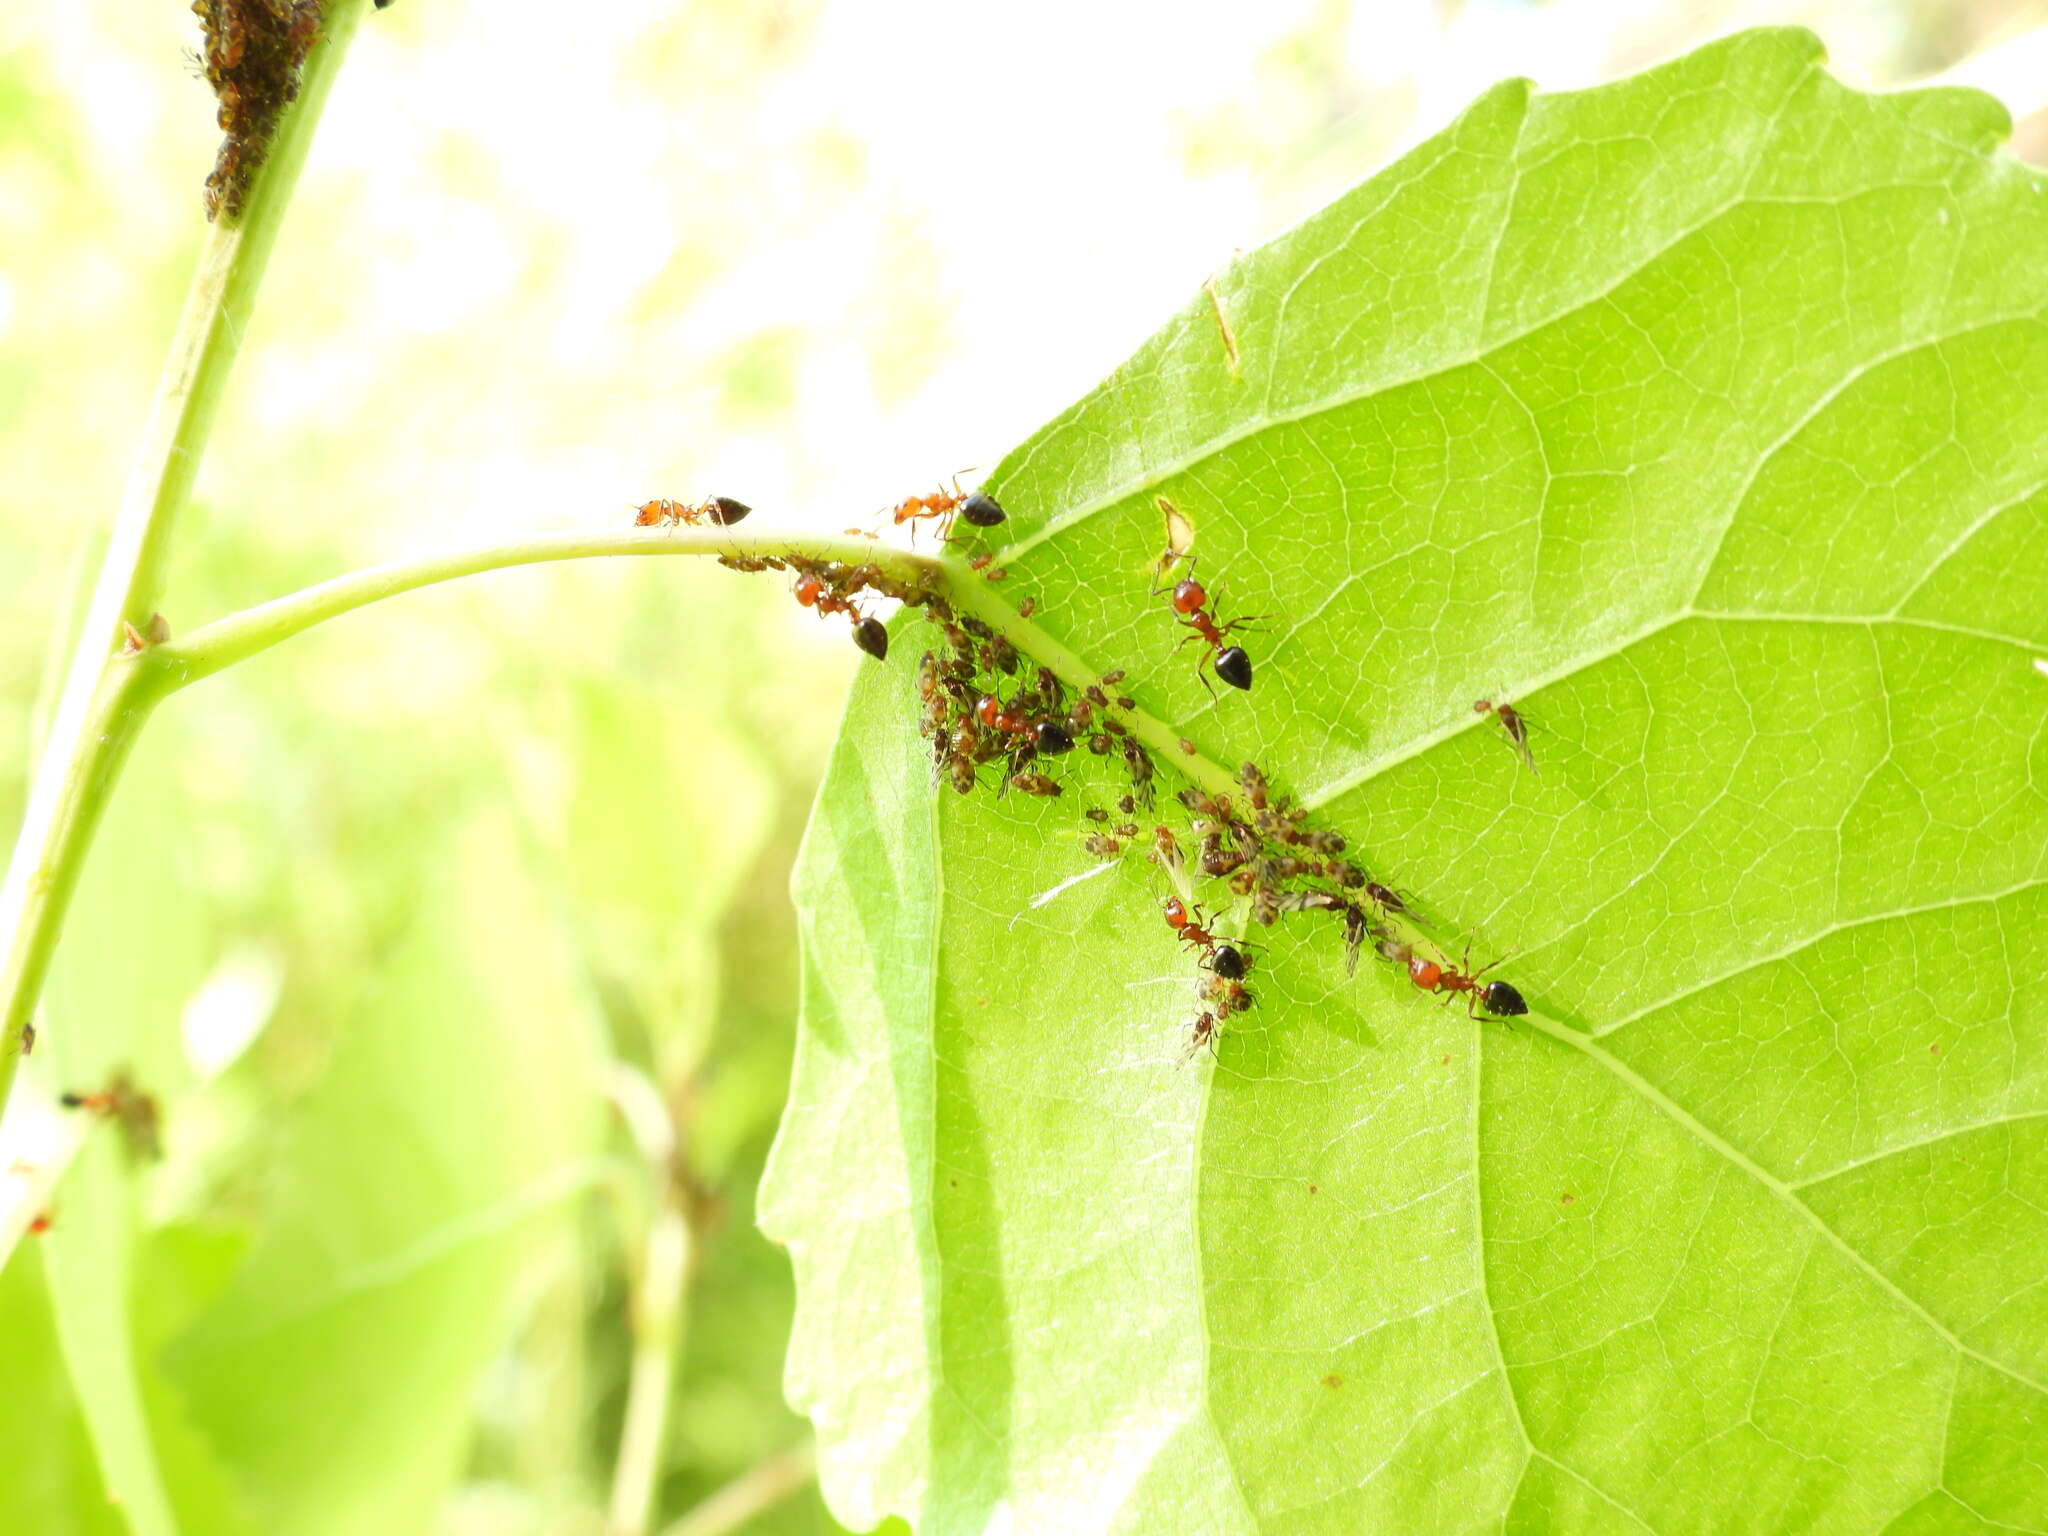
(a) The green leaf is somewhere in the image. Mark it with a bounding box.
[763,29,2048,1534]
[162,812,605,1535]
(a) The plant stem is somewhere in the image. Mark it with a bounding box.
[605,1065,695,1536]
[656,1444,817,1536]
[0,0,367,1112]
[154,530,943,688]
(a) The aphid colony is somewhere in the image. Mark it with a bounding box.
[913,604,1159,807]
[653,479,1530,1055]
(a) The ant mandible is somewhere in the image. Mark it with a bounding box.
[1154,558,1260,693]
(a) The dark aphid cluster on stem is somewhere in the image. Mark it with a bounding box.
[191,0,324,220]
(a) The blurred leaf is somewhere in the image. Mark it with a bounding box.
[0,1251,130,1536]
[164,812,604,1535]
[40,724,228,1536]
[765,30,2048,1534]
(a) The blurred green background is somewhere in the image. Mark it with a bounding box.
[1,2,2042,1532]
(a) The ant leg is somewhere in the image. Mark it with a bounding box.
[1149,552,1198,599]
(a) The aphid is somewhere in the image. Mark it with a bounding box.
[1157,560,1261,694]
[968,553,993,572]
[1186,1010,1221,1058]
[1018,597,1037,619]
[1364,881,1407,915]
[1199,835,1246,878]
[1150,826,1183,872]
[1178,738,1198,755]
[1121,739,1155,808]
[1010,772,1062,797]
[1100,669,1127,687]
[1475,698,1537,775]
[1082,833,1124,858]
[1237,762,1271,812]
[1087,733,1112,755]
[1116,795,1136,816]
[852,617,889,662]
[1115,696,1136,710]
[14,1021,32,1057]
[1203,972,1255,1015]
[1084,807,1110,824]
[28,1211,53,1236]
[986,568,1009,582]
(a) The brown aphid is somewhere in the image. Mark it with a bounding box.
[1100,669,1127,687]
[1150,826,1184,872]
[968,553,993,572]
[1018,597,1037,618]
[1122,738,1156,808]
[1178,738,1198,755]
[1475,698,1538,775]
[1084,807,1110,824]
[1237,762,1271,811]
[1010,773,1062,798]
[1082,833,1124,858]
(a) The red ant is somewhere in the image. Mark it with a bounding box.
[1154,559,1259,693]
[1162,897,1220,953]
[1474,698,1537,775]
[974,695,1075,755]
[1392,940,1528,1018]
[634,496,751,528]
[887,481,1006,539]
[1162,901,1259,977]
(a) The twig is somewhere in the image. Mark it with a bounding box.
[656,1444,818,1536]
[0,0,367,1131]
[606,1064,694,1536]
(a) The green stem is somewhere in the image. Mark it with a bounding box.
[154,530,942,689]
[0,0,366,1108]
[656,1444,817,1536]
[605,1065,696,1536]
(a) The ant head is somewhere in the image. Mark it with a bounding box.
[1171,578,1209,614]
